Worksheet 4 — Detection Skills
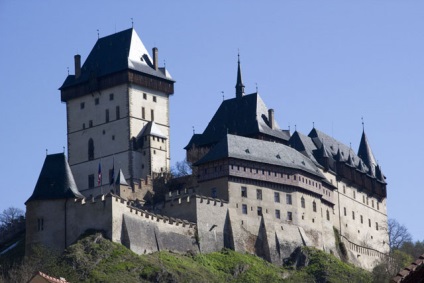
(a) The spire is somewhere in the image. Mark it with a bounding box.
[358,129,377,177]
[235,53,245,99]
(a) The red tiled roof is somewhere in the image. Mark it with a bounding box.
[391,254,424,283]
[27,271,69,283]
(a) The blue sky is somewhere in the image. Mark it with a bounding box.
[1,1,423,240]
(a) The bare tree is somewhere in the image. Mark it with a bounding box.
[388,218,412,250]
[171,158,192,177]
[0,207,24,228]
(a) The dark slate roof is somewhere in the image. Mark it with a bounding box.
[357,130,378,177]
[308,128,372,170]
[289,131,319,164]
[195,134,324,179]
[26,153,84,203]
[185,92,290,149]
[115,169,129,186]
[60,28,173,90]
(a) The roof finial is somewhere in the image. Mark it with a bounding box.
[295,124,297,131]
[221,91,224,101]
[235,50,245,99]
[255,82,258,93]
[46,149,48,156]
[164,59,166,68]
[131,18,134,28]
[97,29,100,39]
[288,125,291,132]
[63,146,65,153]
[361,116,365,131]
[313,121,315,128]
[67,67,69,75]
[192,126,195,135]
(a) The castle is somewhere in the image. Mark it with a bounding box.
[25,28,389,270]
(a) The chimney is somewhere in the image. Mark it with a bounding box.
[268,109,275,129]
[152,47,158,70]
[74,54,81,79]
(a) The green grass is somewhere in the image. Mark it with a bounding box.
[1,232,373,282]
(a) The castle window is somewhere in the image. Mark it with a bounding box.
[313,201,317,212]
[142,107,145,119]
[153,96,157,102]
[105,109,109,123]
[372,200,374,208]
[286,194,292,205]
[89,120,93,127]
[343,185,346,194]
[343,207,346,216]
[352,211,355,220]
[211,188,217,198]
[377,202,380,210]
[274,192,280,203]
[326,210,330,221]
[109,93,114,100]
[88,138,94,160]
[375,222,379,231]
[287,211,293,221]
[116,106,120,119]
[366,197,369,205]
[151,109,154,121]
[301,197,305,208]
[256,189,262,200]
[95,98,99,105]
[83,123,86,129]
[294,175,296,181]
[88,174,94,188]
[257,207,263,216]
[275,209,281,219]
[360,215,363,224]
[363,195,365,203]
[241,186,247,198]
[369,219,371,227]
[353,191,356,199]
[242,204,247,214]
[143,93,147,99]
[37,218,44,231]
[80,102,85,109]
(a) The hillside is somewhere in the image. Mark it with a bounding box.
[1,232,372,282]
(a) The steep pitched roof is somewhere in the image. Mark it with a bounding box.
[357,130,378,177]
[60,28,173,90]
[185,93,290,149]
[195,134,324,179]
[115,169,129,186]
[289,130,319,164]
[26,153,83,203]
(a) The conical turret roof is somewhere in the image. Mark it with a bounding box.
[26,153,84,203]
[357,130,377,176]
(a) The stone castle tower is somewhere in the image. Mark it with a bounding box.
[59,28,174,196]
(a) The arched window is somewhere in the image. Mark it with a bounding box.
[88,138,94,160]
[312,201,317,212]
[301,197,305,208]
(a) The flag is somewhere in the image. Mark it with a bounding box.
[98,162,102,186]
[109,158,115,185]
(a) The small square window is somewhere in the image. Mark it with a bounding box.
[256,189,262,200]
[153,96,157,102]
[95,98,99,105]
[286,194,292,205]
[143,93,147,100]
[287,211,293,221]
[257,207,262,216]
[89,120,93,127]
[275,209,280,219]
[241,186,247,198]
[274,192,280,203]
[242,204,247,214]
[109,93,114,100]
[80,102,85,109]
